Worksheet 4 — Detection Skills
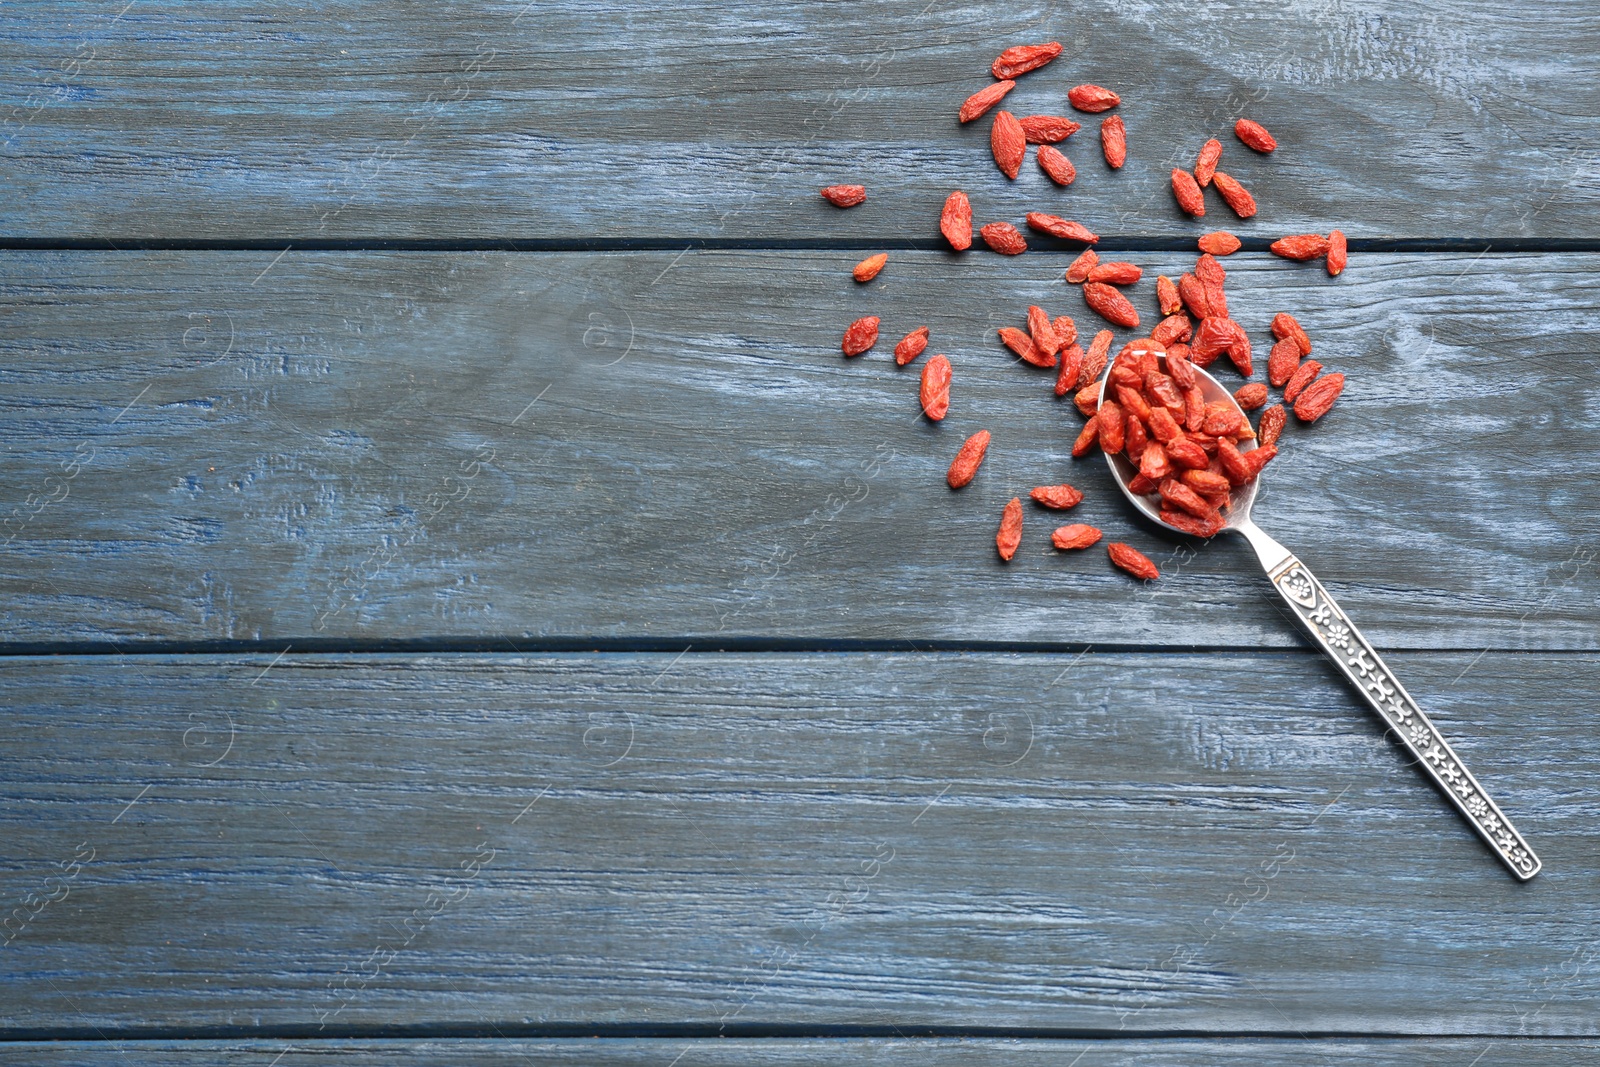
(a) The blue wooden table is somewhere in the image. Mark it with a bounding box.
[3,2,1599,1063]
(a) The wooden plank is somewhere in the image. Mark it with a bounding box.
[0,651,1592,1032]
[2,1038,1597,1066]
[1,250,1596,650]
[2,2,1598,242]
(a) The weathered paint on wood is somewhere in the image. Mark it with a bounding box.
[1,250,1595,649]
[0,651,1592,1032]
[2,1037,1597,1066]
[1,2,1598,242]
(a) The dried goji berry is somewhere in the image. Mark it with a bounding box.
[1165,435,1208,470]
[1088,261,1142,286]
[1055,342,1085,397]
[1159,477,1223,522]
[1037,145,1076,185]
[980,221,1027,255]
[1234,118,1277,153]
[1160,508,1225,538]
[1234,382,1268,410]
[1293,372,1345,421]
[1068,84,1120,112]
[1182,468,1232,497]
[1271,234,1331,261]
[1165,346,1196,389]
[1171,168,1205,216]
[1178,273,1211,320]
[1020,114,1081,143]
[1074,383,1099,418]
[1198,231,1241,256]
[1065,248,1099,283]
[1028,304,1060,357]
[1116,383,1154,423]
[996,496,1024,561]
[1124,413,1149,463]
[1265,337,1299,386]
[1027,213,1099,243]
[1107,542,1159,580]
[895,326,929,366]
[1210,171,1257,218]
[1156,275,1182,316]
[853,252,887,282]
[992,42,1062,80]
[1283,359,1322,403]
[1052,315,1078,347]
[1151,313,1192,347]
[1080,330,1113,386]
[940,190,972,251]
[1327,229,1347,276]
[1100,115,1127,168]
[1257,403,1287,447]
[1072,415,1100,457]
[1031,483,1084,509]
[1243,443,1278,478]
[1194,138,1222,186]
[998,326,1054,367]
[1271,312,1312,355]
[947,430,991,488]
[1053,524,1103,550]
[959,80,1015,123]
[1097,399,1126,453]
[991,110,1026,179]
[920,353,951,420]
[1216,438,1251,485]
[1202,402,1246,438]
[841,316,879,357]
[1084,282,1140,329]
[820,184,866,207]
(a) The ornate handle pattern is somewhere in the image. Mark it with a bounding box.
[1268,556,1540,880]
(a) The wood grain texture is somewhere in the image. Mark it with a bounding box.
[1,250,1596,650]
[1,651,1593,1033]
[3,1038,1598,1066]
[1,1,1598,242]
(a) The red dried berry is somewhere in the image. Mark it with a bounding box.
[1271,234,1331,261]
[1068,84,1120,112]
[1107,542,1159,580]
[1080,330,1113,386]
[1088,261,1142,286]
[820,184,866,207]
[1198,231,1241,256]
[1267,337,1301,386]
[1327,229,1347,276]
[1161,508,1225,538]
[1194,138,1222,187]
[1234,382,1269,410]
[1257,403,1287,447]
[980,221,1028,255]
[1052,315,1078,347]
[1100,116,1127,168]
[1072,416,1100,457]
[1053,524,1103,551]
[1037,144,1077,185]
[1084,282,1140,329]
[1019,114,1082,143]
[1097,399,1126,453]
[1178,273,1211,320]
[1151,313,1192,347]
[1028,304,1061,357]
[947,430,990,488]
[1027,213,1099,243]
[991,110,1026,179]
[1156,275,1182,317]
[1210,171,1257,218]
[1065,248,1099,283]
[1055,342,1085,397]
[895,326,929,366]
[1293,372,1345,422]
[996,497,1024,562]
[853,252,887,282]
[920,353,951,420]
[841,316,879,357]
[1271,312,1312,355]
[1235,118,1277,153]
[1283,359,1323,403]
[992,42,1062,80]
[959,80,1015,124]
[1171,169,1205,217]
[940,190,973,251]
[1031,483,1084,509]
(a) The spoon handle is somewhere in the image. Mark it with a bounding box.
[1235,522,1540,880]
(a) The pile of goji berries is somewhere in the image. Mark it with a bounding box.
[823,42,1348,581]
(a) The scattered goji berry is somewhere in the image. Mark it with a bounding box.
[1055,342,1085,397]
[999,326,1052,366]
[820,184,866,207]
[920,353,951,420]
[1053,524,1103,550]
[1270,312,1312,355]
[1283,359,1323,403]
[1171,168,1205,216]
[1327,229,1347,276]
[1031,483,1084,509]
[1293,372,1345,422]
[841,316,879,357]
[1178,273,1211,320]
[1084,282,1140,328]
[1037,144,1077,185]
[1267,337,1300,386]
[1151,313,1192,347]
[1027,213,1099,243]
[1101,115,1127,168]
[959,80,1015,123]
[1157,275,1182,316]
[1072,415,1100,457]
[1065,248,1099,283]
[996,496,1024,561]
[1088,261,1142,285]
[1210,171,1257,217]
[1257,403,1287,447]
[940,190,973,251]
[992,42,1062,80]
[1080,330,1113,386]
[853,252,887,282]
[1108,542,1159,580]
[1234,382,1269,410]
[895,326,929,366]
[1028,304,1061,357]
[1052,315,1078,347]
[1194,138,1222,186]
[1234,118,1277,153]
[991,110,1026,179]
[1271,234,1331,261]
[980,221,1028,254]
[947,430,990,488]
[1198,231,1241,255]
[1019,114,1081,143]
[1068,84,1120,112]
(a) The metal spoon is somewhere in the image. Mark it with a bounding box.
[1099,350,1540,880]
